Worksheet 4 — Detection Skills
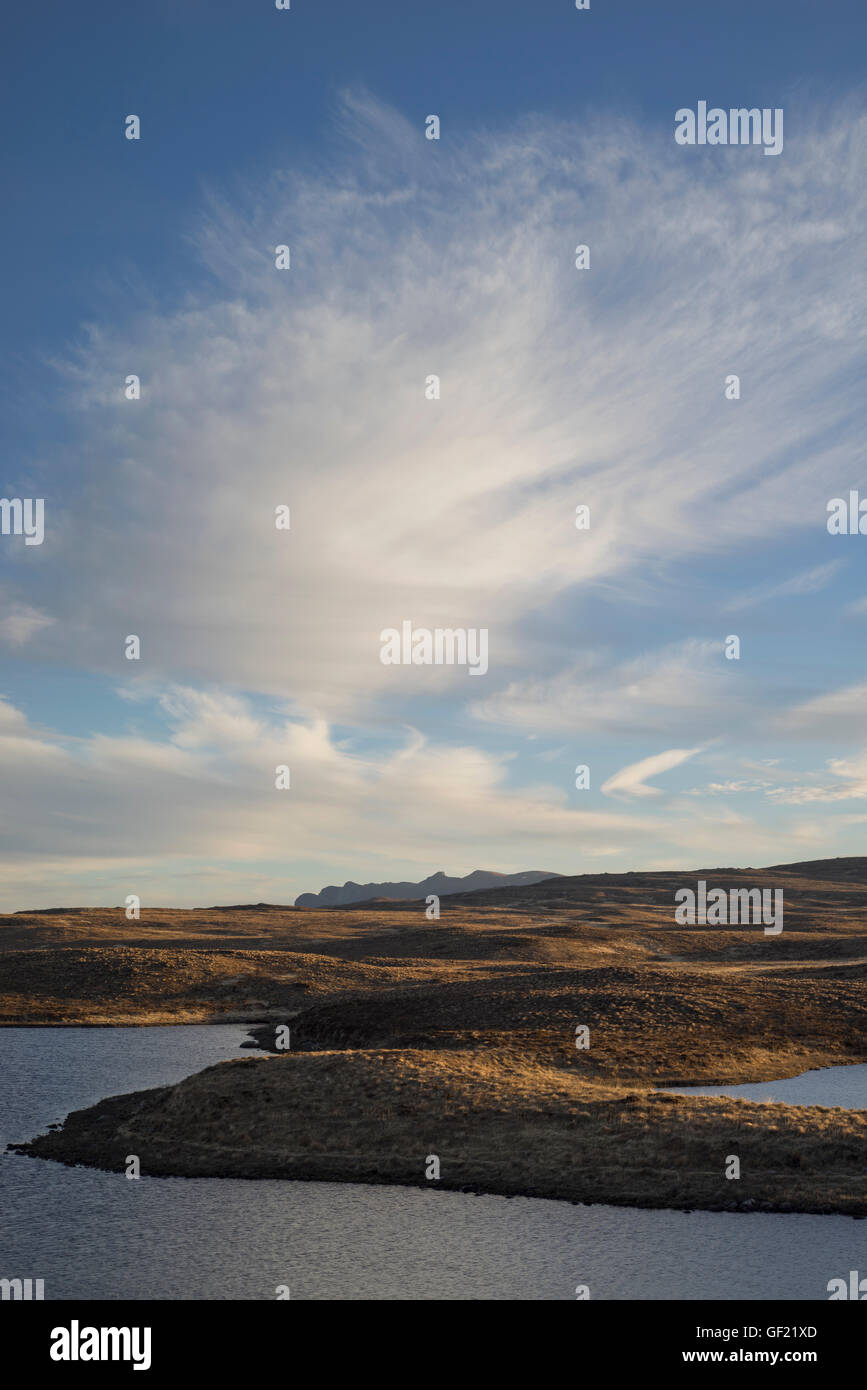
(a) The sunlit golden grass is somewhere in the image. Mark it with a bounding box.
[15,1047,866,1213]
[4,862,867,1212]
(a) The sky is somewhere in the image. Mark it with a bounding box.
[1,1,867,909]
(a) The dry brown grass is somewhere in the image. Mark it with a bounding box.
[15,1047,867,1213]
[5,860,867,1213]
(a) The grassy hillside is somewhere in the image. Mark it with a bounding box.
[5,859,866,1213]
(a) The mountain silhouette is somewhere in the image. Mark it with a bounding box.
[294,868,561,908]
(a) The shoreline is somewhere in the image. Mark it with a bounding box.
[9,1043,867,1218]
[3,877,865,1217]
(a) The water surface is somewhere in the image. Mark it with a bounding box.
[662,1063,867,1110]
[1,1027,863,1300]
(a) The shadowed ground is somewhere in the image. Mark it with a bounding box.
[4,859,866,1214]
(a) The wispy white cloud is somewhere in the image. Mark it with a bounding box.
[473,640,743,739]
[0,687,662,908]
[601,747,703,799]
[765,750,867,804]
[0,604,54,645]
[13,90,867,722]
[777,683,867,741]
[3,90,867,901]
[724,560,843,612]
[0,684,845,909]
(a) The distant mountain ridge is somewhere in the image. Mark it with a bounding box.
[294,869,561,908]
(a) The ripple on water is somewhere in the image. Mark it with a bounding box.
[1,1028,863,1300]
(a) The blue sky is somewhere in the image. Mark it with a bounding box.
[1,1,867,908]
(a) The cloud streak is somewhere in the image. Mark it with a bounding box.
[11,90,867,718]
[601,747,703,799]
[3,89,867,901]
